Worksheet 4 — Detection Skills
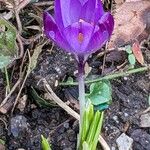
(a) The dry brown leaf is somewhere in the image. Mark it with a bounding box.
[115,0,124,6]
[0,144,5,150]
[84,62,92,77]
[108,1,150,49]
[132,41,144,65]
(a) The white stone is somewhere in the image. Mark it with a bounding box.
[116,133,133,150]
[124,113,129,117]
[140,113,150,127]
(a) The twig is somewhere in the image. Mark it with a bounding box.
[110,61,127,74]
[11,39,46,112]
[14,9,22,33]
[99,136,110,150]
[59,66,149,86]
[17,34,24,58]
[44,79,79,120]
[140,107,150,114]
[45,6,54,11]
[101,42,108,75]
[15,0,31,12]
[0,96,14,114]
[44,79,110,150]
[11,49,31,114]
[13,0,32,33]
[0,118,7,130]
[20,34,42,45]
[11,73,27,114]
[96,47,126,58]
[32,1,53,6]
[0,78,21,108]
[2,10,13,20]
[51,118,71,131]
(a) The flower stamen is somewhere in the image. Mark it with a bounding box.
[79,19,84,23]
[78,33,84,43]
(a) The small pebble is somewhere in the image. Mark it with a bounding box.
[124,113,129,117]
[63,122,69,129]
[10,115,28,138]
[140,113,150,127]
[116,133,133,150]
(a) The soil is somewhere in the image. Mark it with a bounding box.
[0,1,150,150]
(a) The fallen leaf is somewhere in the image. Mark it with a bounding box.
[84,62,92,77]
[0,144,5,150]
[108,1,150,49]
[106,50,126,63]
[28,41,46,73]
[115,0,124,5]
[0,17,18,69]
[132,41,144,65]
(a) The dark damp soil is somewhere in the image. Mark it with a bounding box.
[6,108,78,150]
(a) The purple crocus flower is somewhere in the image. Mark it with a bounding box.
[43,0,114,61]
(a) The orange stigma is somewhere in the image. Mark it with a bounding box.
[78,33,84,43]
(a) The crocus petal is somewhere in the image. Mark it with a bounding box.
[43,12,71,51]
[63,21,95,55]
[86,24,109,55]
[55,0,82,29]
[85,12,114,56]
[99,12,114,36]
[43,0,114,61]
[78,0,88,5]
[43,12,57,38]
[80,0,104,24]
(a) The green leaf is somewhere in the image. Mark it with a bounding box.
[88,104,94,124]
[78,104,94,150]
[0,17,18,69]
[125,45,132,54]
[128,54,136,65]
[81,104,93,142]
[41,135,51,150]
[91,112,104,150]
[78,105,104,150]
[83,141,90,150]
[85,80,112,110]
[28,42,46,73]
[0,56,12,69]
[0,139,5,145]
[94,103,109,111]
[86,111,100,145]
[29,87,57,107]
[81,110,89,142]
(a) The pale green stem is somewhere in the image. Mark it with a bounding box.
[78,56,85,128]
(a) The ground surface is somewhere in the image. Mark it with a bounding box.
[0,0,150,150]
